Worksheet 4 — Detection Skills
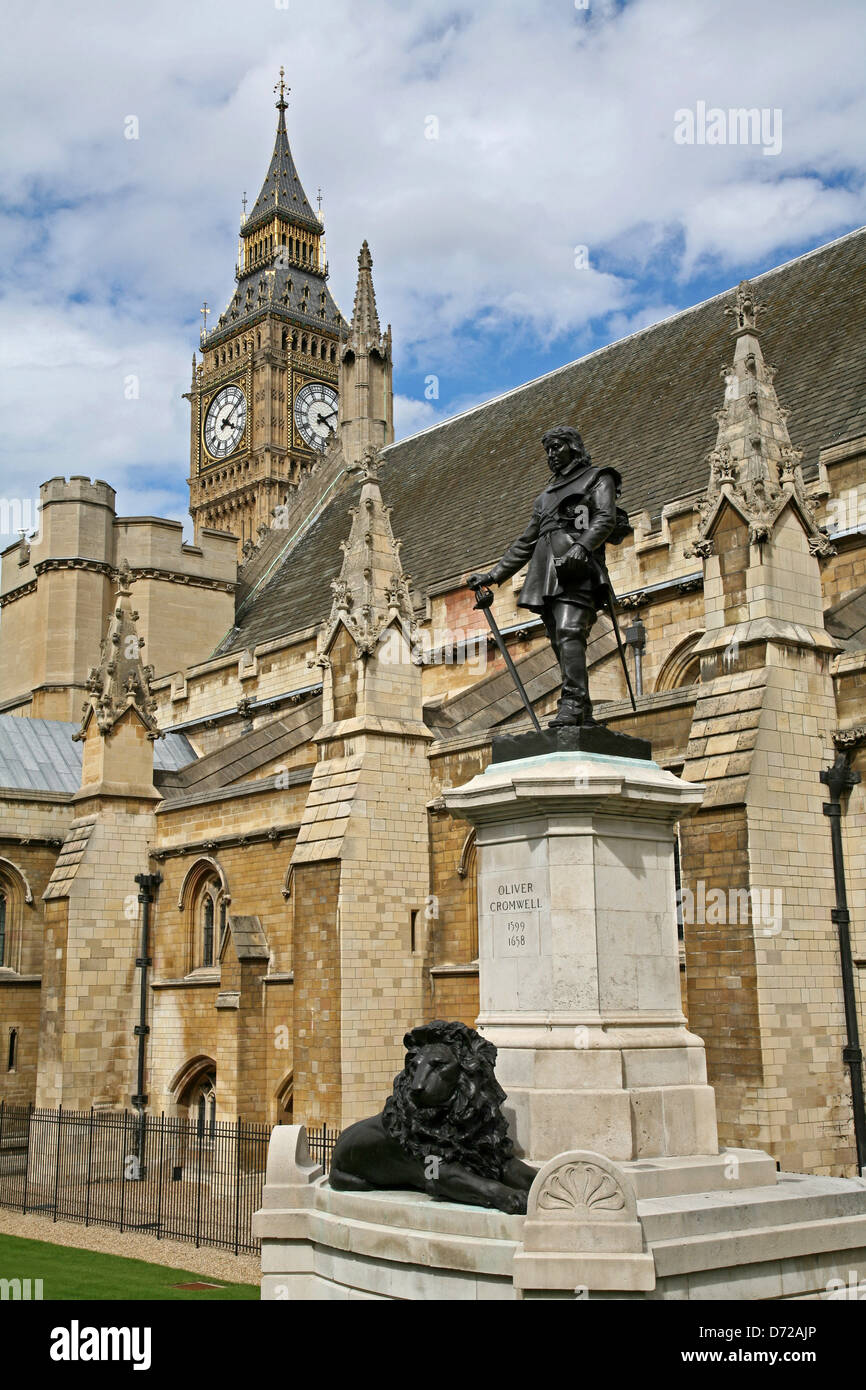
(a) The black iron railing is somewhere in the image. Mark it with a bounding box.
[0,1102,339,1255]
[306,1121,339,1174]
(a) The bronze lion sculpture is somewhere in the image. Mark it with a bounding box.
[329,1021,536,1213]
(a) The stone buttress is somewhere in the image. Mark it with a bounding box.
[289,450,430,1127]
[680,282,852,1173]
[37,563,160,1108]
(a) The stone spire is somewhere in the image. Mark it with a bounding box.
[76,561,159,740]
[688,281,834,556]
[244,68,321,237]
[312,447,414,662]
[348,241,383,349]
[339,244,394,465]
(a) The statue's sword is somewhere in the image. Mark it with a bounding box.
[600,573,638,714]
[470,583,543,734]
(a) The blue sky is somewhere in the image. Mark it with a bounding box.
[0,0,864,541]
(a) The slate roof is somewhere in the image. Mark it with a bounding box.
[218,227,866,657]
[157,698,321,803]
[245,105,322,237]
[825,585,866,650]
[203,104,344,349]
[206,263,344,348]
[0,715,196,795]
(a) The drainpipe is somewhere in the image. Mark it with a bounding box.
[132,872,162,1177]
[624,614,646,698]
[820,753,866,1175]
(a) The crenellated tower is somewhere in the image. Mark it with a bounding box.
[187,70,347,555]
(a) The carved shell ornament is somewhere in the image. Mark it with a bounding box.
[537,1161,626,1214]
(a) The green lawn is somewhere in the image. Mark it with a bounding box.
[0,1232,259,1300]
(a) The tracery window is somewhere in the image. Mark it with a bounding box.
[185,867,228,973]
[190,1072,217,1145]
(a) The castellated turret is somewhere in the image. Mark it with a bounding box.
[0,476,238,720]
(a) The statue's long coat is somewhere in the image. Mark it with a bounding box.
[489,461,621,611]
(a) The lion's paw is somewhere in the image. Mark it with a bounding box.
[501,1189,528,1215]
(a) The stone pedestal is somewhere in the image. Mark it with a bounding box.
[255,744,866,1300]
[255,1127,866,1300]
[443,749,717,1162]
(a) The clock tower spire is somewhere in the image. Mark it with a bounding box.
[187,72,346,555]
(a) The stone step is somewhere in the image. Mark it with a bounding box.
[641,1177,866,1276]
[314,1180,526,1240]
[623,1148,776,1199]
[639,1173,866,1244]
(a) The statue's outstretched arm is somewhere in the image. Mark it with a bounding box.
[487,502,542,584]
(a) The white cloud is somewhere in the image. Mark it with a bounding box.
[0,0,864,540]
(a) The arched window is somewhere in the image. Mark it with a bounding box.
[0,864,29,973]
[202,895,214,967]
[7,1027,17,1072]
[171,1061,218,1145]
[457,830,479,960]
[179,859,229,974]
[193,1074,216,1143]
[654,632,704,693]
[196,875,228,968]
[275,1072,294,1125]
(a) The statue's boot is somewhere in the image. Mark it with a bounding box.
[549,696,586,728]
[548,609,596,727]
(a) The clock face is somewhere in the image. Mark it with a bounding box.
[204,384,247,460]
[294,381,339,452]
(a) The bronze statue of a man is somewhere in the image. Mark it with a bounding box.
[468,425,623,728]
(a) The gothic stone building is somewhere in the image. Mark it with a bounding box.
[1,89,865,1178]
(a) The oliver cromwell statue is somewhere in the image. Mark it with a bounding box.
[467,425,625,729]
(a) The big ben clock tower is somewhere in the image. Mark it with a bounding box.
[187,70,346,553]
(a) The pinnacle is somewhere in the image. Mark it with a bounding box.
[349,240,382,347]
[315,449,414,659]
[688,283,833,557]
[77,561,160,740]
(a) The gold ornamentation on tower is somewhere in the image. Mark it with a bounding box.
[186,71,346,555]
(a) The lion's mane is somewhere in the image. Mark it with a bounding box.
[381,1020,514,1182]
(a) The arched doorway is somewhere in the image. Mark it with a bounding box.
[275,1073,294,1125]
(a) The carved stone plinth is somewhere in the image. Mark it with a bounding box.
[443,750,718,1162]
[514,1151,655,1292]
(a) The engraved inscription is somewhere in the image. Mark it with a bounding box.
[488,879,543,957]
